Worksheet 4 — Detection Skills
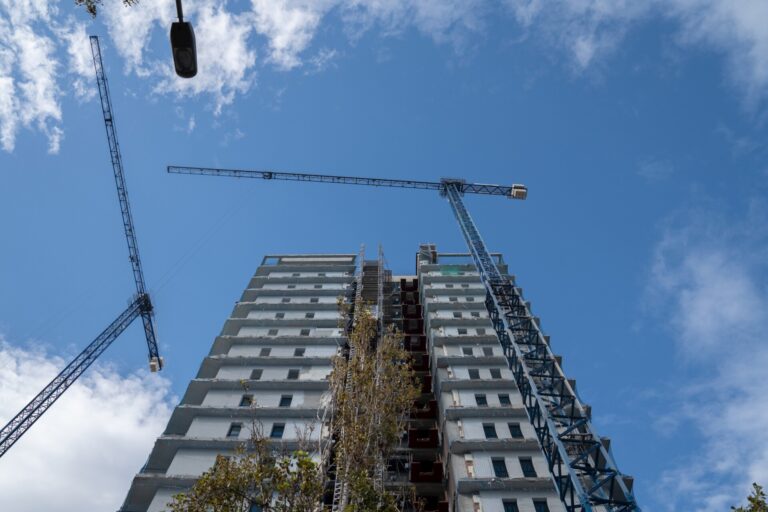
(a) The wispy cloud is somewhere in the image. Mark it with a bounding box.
[3,1,768,152]
[0,338,174,512]
[647,200,768,510]
[0,2,63,153]
[504,1,768,107]
[637,158,675,181]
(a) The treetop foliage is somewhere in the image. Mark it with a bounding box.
[75,0,137,17]
[732,483,768,512]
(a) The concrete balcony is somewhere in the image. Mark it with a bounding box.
[232,301,342,313]
[443,405,528,420]
[455,476,554,494]
[221,317,340,335]
[247,274,353,288]
[437,378,517,394]
[181,378,330,405]
[448,438,540,454]
[420,275,483,286]
[430,334,501,346]
[164,404,325,435]
[121,474,197,512]
[209,335,343,355]
[197,355,334,378]
[435,355,506,367]
[240,287,349,301]
[141,435,317,474]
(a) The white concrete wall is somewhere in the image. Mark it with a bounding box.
[456,390,523,408]
[267,271,349,278]
[425,295,485,303]
[216,365,333,380]
[261,283,346,290]
[447,366,513,381]
[423,271,479,277]
[237,326,343,337]
[246,310,341,320]
[166,449,222,476]
[147,488,181,512]
[456,493,565,512]
[441,344,499,356]
[460,419,534,440]
[227,344,337,358]
[185,417,318,440]
[254,296,338,304]
[461,452,549,480]
[201,390,324,408]
[430,310,489,319]
[431,327,492,337]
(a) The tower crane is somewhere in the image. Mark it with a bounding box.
[167,164,640,512]
[0,36,163,459]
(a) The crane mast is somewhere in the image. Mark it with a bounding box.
[0,37,163,459]
[444,184,636,511]
[91,36,162,370]
[168,164,639,511]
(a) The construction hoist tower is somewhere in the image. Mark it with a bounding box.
[123,165,639,512]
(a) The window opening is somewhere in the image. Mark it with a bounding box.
[492,458,509,478]
[520,458,537,477]
[227,423,242,438]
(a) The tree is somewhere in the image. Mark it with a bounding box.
[167,301,420,512]
[166,421,324,512]
[732,483,768,512]
[329,301,421,511]
[74,0,138,17]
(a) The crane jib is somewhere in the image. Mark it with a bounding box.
[166,165,522,197]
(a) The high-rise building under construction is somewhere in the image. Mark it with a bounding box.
[121,245,634,512]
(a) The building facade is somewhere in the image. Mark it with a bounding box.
[121,247,629,512]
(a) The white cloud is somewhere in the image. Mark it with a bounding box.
[648,201,768,510]
[504,1,768,104]
[0,2,63,153]
[637,158,675,181]
[505,0,651,70]
[251,0,331,70]
[100,0,172,76]
[57,20,98,101]
[669,0,768,108]
[0,339,174,512]
[341,0,486,47]
[4,0,768,152]
[154,0,258,115]
[306,47,339,74]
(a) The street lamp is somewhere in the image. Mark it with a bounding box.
[170,0,197,78]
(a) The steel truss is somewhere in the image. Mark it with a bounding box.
[0,297,145,457]
[91,36,161,367]
[168,165,519,197]
[443,184,638,511]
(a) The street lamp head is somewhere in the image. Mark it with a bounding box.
[170,21,197,78]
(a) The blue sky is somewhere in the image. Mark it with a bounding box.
[1,1,768,510]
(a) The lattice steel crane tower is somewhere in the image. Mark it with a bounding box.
[0,37,163,458]
[167,164,640,512]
